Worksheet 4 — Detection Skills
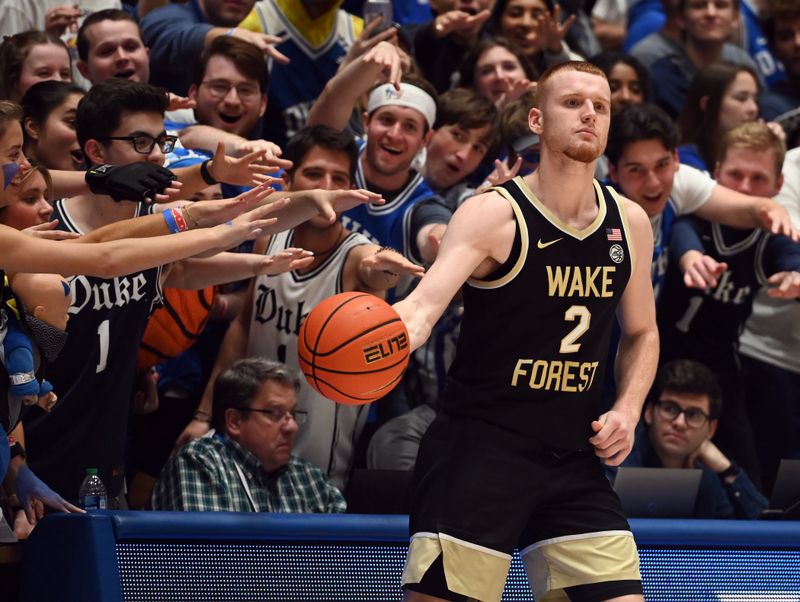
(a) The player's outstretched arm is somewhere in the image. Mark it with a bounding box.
[394,191,515,351]
[590,199,659,467]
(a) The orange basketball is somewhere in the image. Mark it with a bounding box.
[297,292,410,405]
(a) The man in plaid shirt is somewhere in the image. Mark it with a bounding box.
[150,358,346,513]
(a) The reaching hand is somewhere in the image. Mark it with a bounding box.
[361,42,404,90]
[766,270,800,298]
[589,409,638,466]
[21,220,81,241]
[247,247,315,276]
[340,15,399,69]
[478,157,522,193]
[167,93,196,112]
[12,464,83,523]
[361,247,426,278]
[45,4,81,35]
[85,162,179,204]
[210,184,287,247]
[680,250,728,289]
[758,201,799,240]
[236,139,292,173]
[531,5,576,53]
[229,29,290,65]
[207,142,283,186]
[434,9,490,38]
[308,188,384,223]
[179,180,282,228]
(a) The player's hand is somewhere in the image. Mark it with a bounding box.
[589,409,638,466]
[361,41,403,90]
[173,418,210,454]
[679,250,727,289]
[229,29,290,64]
[757,200,799,241]
[11,464,84,522]
[167,93,196,112]
[307,188,384,223]
[21,220,81,241]
[247,247,314,276]
[434,9,490,39]
[362,247,426,278]
[766,270,800,298]
[207,142,283,186]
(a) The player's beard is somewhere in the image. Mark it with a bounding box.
[564,139,604,163]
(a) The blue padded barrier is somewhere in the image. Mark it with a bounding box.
[20,512,800,602]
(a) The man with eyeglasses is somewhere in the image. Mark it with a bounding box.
[150,358,346,512]
[618,359,767,519]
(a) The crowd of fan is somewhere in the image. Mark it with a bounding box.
[0,0,798,540]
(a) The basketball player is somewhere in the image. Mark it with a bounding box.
[176,125,425,490]
[394,61,658,601]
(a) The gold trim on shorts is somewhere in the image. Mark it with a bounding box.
[520,530,641,601]
[403,532,512,602]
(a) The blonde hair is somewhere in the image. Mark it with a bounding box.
[533,61,607,109]
[720,122,786,177]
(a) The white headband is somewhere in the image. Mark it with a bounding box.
[367,83,436,130]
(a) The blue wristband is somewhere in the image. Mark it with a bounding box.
[163,208,181,234]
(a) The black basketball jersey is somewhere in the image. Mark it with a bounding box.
[24,200,162,500]
[658,218,800,373]
[441,177,634,451]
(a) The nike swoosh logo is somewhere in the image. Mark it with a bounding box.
[537,237,563,249]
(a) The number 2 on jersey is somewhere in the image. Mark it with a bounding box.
[560,305,590,353]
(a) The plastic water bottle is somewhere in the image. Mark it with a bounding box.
[78,468,107,510]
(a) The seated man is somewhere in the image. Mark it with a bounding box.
[620,359,767,519]
[151,357,346,513]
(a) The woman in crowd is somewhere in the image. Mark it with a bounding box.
[677,62,782,172]
[484,0,577,76]
[0,30,72,102]
[21,80,85,171]
[589,51,649,114]
[0,164,56,231]
[458,36,537,107]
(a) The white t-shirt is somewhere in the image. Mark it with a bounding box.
[739,148,800,373]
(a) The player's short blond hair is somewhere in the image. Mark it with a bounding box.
[720,122,786,177]
[533,61,607,109]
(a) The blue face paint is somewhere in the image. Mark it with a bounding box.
[61,280,71,296]
[2,162,20,190]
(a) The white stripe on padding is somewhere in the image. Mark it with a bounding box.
[520,530,634,556]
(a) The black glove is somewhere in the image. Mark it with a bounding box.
[85,162,177,203]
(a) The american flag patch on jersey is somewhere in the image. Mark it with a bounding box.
[606,228,622,241]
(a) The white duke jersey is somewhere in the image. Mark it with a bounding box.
[247,228,371,490]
